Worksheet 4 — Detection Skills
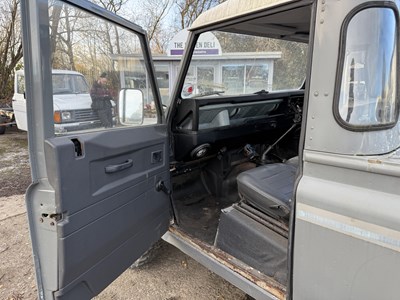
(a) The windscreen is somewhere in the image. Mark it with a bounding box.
[181,31,308,98]
[52,74,89,94]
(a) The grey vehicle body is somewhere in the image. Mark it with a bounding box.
[22,0,400,300]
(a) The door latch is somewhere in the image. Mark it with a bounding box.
[156,180,171,195]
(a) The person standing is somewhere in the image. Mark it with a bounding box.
[90,72,113,128]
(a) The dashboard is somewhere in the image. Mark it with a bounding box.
[171,90,304,161]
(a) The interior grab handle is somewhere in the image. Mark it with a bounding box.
[105,159,133,173]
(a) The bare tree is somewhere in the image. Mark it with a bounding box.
[174,0,221,29]
[60,6,76,69]
[49,4,62,64]
[96,0,127,13]
[93,0,127,56]
[50,3,88,70]
[49,0,138,86]
[93,0,174,54]
[0,0,23,104]
[88,0,221,54]
[139,0,172,53]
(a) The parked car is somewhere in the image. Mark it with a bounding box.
[12,70,115,134]
[0,107,14,134]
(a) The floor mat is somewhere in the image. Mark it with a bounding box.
[175,195,223,245]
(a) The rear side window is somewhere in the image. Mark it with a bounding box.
[335,7,398,130]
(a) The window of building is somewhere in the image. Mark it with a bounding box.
[245,64,269,93]
[197,66,215,93]
[222,65,245,95]
[155,64,170,105]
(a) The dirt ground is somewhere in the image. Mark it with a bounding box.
[0,128,31,197]
[0,127,246,300]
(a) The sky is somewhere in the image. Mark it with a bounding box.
[114,0,179,30]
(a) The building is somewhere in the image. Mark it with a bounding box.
[115,29,281,105]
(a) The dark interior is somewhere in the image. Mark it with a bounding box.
[170,90,303,285]
[168,1,312,289]
[172,91,303,161]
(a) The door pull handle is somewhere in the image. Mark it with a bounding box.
[105,159,133,173]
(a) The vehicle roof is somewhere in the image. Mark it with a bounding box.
[190,0,312,43]
[191,0,299,30]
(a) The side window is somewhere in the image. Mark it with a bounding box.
[48,0,158,135]
[336,7,398,129]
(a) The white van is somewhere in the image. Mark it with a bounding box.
[12,70,112,133]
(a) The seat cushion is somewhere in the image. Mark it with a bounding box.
[237,162,297,219]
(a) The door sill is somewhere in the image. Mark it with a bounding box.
[163,226,286,300]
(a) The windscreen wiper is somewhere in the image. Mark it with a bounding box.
[253,89,269,95]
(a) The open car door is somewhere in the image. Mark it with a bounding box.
[21,0,171,299]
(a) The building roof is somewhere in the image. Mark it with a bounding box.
[153,52,281,61]
[16,69,83,75]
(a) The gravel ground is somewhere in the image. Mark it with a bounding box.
[0,127,246,300]
[0,128,31,197]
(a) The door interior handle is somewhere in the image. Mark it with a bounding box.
[105,159,133,173]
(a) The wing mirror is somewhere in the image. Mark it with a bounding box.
[118,89,144,125]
